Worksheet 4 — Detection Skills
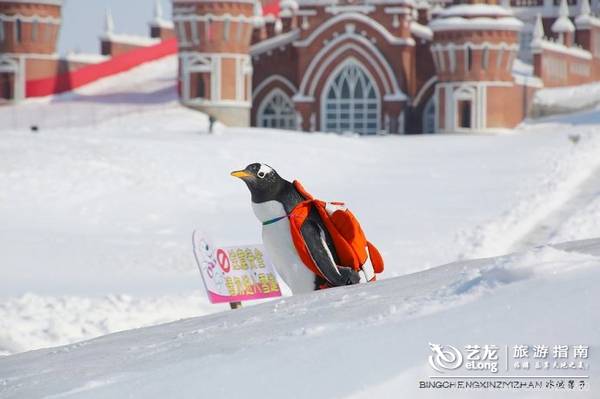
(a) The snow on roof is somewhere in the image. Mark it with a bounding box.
[149,19,175,29]
[297,0,415,5]
[280,0,299,11]
[100,33,162,47]
[575,14,600,28]
[531,38,592,59]
[512,58,534,76]
[410,21,433,40]
[65,53,110,64]
[250,28,300,55]
[439,4,513,18]
[551,16,575,32]
[429,16,523,32]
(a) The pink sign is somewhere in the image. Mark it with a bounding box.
[192,232,282,304]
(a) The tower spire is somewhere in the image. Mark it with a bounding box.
[104,8,115,34]
[579,0,591,17]
[533,13,544,41]
[558,0,569,19]
[154,0,164,21]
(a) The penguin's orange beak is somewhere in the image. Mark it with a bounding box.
[231,170,251,179]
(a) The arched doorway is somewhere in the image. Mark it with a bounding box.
[257,88,296,130]
[453,86,476,131]
[321,59,380,135]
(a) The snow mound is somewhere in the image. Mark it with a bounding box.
[0,239,598,398]
[533,81,600,117]
[0,292,226,356]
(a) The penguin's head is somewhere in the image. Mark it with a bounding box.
[231,163,288,203]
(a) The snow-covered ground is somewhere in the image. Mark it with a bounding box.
[1,55,600,367]
[1,238,598,398]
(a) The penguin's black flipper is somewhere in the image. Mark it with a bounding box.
[300,219,361,287]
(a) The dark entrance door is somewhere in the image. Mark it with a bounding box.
[458,100,472,129]
[0,72,15,102]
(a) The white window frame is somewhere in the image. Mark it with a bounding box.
[449,47,456,73]
[464,45,473,72]
[432,49,440,71]
[506,50,515,72]
[257,88,297,130]
[236,20,243,41]
[496,47,504,70]
[191,20,199,45]
[482,46,489,69]
[177,21,188,46]
[14,19,22,43]
[321,58,381,135]
[31,19,38,41]
[223,18,230,41]
[438,49,446,72]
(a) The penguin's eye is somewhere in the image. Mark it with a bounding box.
[257,171,266,179]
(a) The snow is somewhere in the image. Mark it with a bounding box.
[512,58,534,76]
[575,14,600,28]
[65,53,110,64]
[429,16,523,32]
[530,38,592,59]
[99,33,161,47]
[410,21,433,40]
[551,16,576,33]
[1,52,600,383]
[438,4,513,18]
[534,81,600,112]
[0,238,599,398]
[250,29,300,56]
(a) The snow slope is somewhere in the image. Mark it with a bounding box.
[1,238,598,399]
[1,55,600,356]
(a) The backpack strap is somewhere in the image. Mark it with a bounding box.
[293,180,314,200]
[262,215,289,226]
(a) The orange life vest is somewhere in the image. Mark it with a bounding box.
[285,181,384,284]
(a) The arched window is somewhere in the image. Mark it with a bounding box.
[32,20,38,41]
[322,60,380,135]
[257,89,296,130]
[423,96,436,133]
[191,21,199,45]
[15,19,22,43]
[465,46,473,72]
[223,18,230,40]
[482,46,489,69]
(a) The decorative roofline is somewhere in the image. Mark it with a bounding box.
[430,17,523,32]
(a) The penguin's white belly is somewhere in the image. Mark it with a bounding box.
[252,201,316,294]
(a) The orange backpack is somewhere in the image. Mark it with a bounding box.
[286,181,384,284]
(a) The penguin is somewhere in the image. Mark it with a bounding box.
[231,163,360,294]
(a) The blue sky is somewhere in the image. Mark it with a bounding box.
[59,0,172,54]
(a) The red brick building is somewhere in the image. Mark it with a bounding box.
[0,0,63,102]
[0,0,175,103]
[173,0,600,132]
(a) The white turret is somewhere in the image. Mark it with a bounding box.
[551,0,575,34]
